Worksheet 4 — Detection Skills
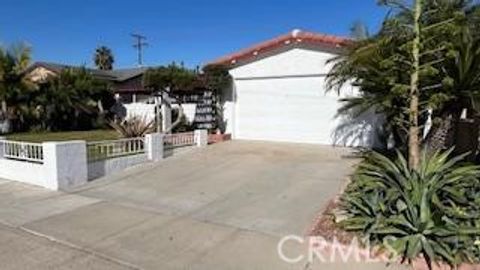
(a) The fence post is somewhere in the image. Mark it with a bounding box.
[42,140,88,191]
[0,137,5,159]
[194,130,208,147]
[145,133,164,161]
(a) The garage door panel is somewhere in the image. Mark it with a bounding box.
[235,78,340,144]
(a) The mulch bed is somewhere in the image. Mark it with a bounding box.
[308,194,480,270]
[307,177,357,244]
[308,199,356,245]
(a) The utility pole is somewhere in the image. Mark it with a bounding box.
[131,33,148,66]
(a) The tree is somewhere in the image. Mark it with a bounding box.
[93,46,114,70]
[350,21,370,40]
[408,0,422,169]
[0,43,34,132]
[143,64,198,92]
[327,0,475,167]
[327,20,417,149]
[335,2,480,267]
[143,63,232,133]
[420,26,480,157]
[35,68,112,130]
[380,0,467,169]
[143,63,198,133]
[202,65,231,92]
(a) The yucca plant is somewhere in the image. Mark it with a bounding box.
[339,149,480,267]
[109,116,154,138]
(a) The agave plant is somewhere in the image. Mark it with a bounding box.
[339,149,480,267]
[109,116,154,138]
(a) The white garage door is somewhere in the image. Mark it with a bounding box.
[235,77,342,145]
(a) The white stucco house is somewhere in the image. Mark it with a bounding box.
[209,29,381,147]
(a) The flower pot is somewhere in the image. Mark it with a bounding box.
[208,133,232,144]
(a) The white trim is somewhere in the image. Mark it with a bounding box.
[234,73,328,81]
[233,80,238,139]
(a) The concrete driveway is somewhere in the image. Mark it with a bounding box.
[0,141,406,270]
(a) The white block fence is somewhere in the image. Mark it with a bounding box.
[0,130,208,191]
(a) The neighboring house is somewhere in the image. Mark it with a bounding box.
[26,62,152,103]
[25,62,217,129]
[209,29,381,147]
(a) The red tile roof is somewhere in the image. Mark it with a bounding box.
[208,29,352,67]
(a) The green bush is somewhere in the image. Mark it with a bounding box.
[109,116,154,138]
[339,150,480,267]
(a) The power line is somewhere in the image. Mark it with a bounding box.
[131,33,148,66]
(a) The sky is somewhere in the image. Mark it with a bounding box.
[0,0,389,69]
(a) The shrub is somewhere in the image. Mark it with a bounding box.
[109,116,154,138]
[338,150,480,267]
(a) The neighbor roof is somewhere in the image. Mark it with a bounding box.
[27,62,147,82]
[27,61,211,93]
[208,29,351,67]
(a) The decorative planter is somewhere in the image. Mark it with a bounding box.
[411,259,480,270]
[308,237,480,270]
[309,196,480,269]
[208,133,232,144]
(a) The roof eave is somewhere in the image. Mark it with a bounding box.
[206,30,353,68]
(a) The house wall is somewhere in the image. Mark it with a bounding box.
[123,103,156,122]
[223,47,381,147]
[120,93,214,129]
[230,47,336,78]
[172,104,197,123]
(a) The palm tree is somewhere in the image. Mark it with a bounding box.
[327,0,480,153]
[36,67,112,130]
[407,0,423,169]
[0,44,33,132]
[423,25,480,157]
[93,46,114,70]
[327,28,412,149]
[350,21,370,40]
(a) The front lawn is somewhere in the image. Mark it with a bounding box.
[5,129,120,142]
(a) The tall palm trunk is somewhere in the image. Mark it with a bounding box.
[1,100,6,115]
[409,0,422,170]
[0,99,11,134]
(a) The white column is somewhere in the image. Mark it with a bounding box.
[0,136,5,159]
[161,104,172,133]
[145,133,164,162]
[42,141,87,190]
[194,130,208,147]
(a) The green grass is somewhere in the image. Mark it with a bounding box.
[6,129,120,143]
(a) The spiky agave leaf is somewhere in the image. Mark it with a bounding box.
[109,116,154,138]
[339,149,480,267]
